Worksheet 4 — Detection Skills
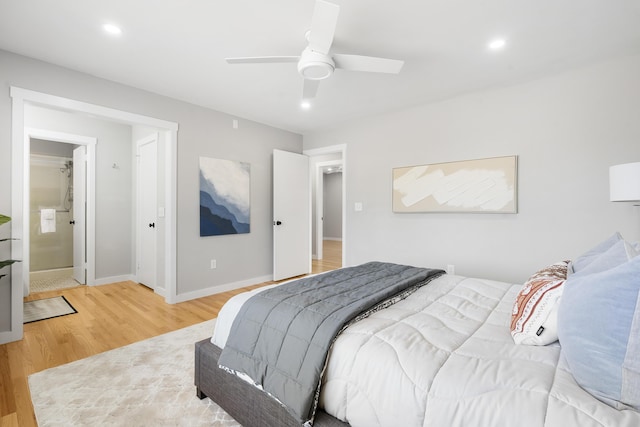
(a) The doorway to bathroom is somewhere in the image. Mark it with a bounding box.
[27,132,94,295]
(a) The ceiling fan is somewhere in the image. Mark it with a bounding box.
[225,0,404,102]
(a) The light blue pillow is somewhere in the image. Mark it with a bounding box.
[570,232,622,274]
[557,255,640,410]
[573,239,639,277]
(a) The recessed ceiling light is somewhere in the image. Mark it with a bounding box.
[103,23,122,36]
[488,38,506,51]
[301,101,311,110]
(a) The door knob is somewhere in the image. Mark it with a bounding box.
[274,220,282,226]
[69,220,75,225]
[149,222,155,228]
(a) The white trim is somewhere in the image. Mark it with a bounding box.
[165,129,178,304]
[316,165,324,260]
[154,286,166,298]
[0,331,16,344]
[10,87,178,131]
[93,274,136,286]
[303,144,347,267]
[8,93,25,343]
[6,86,179,344]
[174,275,273,303]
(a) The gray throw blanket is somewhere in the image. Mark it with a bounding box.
[218,261,444,425]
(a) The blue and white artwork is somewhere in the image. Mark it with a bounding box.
[199,157,250,236]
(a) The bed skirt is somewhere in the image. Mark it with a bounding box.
[195,338,350,427]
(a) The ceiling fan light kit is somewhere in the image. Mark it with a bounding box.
[297,48,335,80]
[225,0,404,102]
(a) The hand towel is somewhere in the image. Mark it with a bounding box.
[41,208,56,233]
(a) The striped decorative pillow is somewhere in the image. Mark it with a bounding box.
[510,261,570,345]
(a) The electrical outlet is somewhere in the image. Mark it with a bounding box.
[211,259,217,269]
[446,264,455,275]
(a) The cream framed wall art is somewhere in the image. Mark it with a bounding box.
[392,155,518,213]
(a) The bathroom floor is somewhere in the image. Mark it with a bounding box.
[29,268,82,293]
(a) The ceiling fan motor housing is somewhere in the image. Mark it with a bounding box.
[298,47,335,80]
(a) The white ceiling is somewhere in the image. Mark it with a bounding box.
[1,0,640,134]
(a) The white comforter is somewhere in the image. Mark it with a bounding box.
[213,274,640,427]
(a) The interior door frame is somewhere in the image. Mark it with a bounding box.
[24,128,96,296]
[7,86,179,344]
[313,160,342,260]
[303,144,347,268]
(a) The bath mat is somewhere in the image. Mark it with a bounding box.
[30,269,81,293]
[24,296,77,323]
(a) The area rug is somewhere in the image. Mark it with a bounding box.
[24,296,77,324]
[29,319,240,427]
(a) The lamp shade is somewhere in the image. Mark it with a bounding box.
[610,162,640,201]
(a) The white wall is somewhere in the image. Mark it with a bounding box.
[0,50,302,335]
[304,53,640,284]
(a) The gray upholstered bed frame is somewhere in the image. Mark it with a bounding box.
[195,338,350,427]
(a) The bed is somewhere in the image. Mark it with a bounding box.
[195,236,640,427]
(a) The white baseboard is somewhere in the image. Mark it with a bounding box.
[174,274,273,303]
[91,274,136,286]
[0,329,22,345]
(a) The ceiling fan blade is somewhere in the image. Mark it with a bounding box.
[225,56,299,64]
[308,0,340,54]
[332,54,404,74]
[302,79,321,100]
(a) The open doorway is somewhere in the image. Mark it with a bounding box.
[321,166,342,257]
[23,129,96,297]
[7,87,178,344]
[314,161,342,260]
[304,144,346,269]
[28,138,90,293]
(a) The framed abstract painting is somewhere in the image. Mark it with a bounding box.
[199,157,251,236]
[392,155,518,213]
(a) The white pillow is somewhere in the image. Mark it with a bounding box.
[511,261,570,345]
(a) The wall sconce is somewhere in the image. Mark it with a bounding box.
[610,162,640,204]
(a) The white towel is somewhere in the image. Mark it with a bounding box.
[40,209,56,233]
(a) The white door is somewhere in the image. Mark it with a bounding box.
[273,149,311,281]
[137,136,158,289]
[72,146,86,284]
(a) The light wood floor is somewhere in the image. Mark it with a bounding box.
[0,240,341,427]
[312,239,342,273]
